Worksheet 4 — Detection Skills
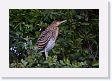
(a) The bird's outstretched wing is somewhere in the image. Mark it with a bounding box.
[36,29,52,51]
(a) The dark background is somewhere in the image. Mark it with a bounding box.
[9,9,99,68]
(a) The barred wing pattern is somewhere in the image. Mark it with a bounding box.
[36,29,52,51]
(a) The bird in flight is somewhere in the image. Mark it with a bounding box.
[36,20,66,60]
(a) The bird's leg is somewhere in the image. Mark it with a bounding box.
[45,51,48,60]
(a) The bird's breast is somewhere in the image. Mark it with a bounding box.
[44,27,59,52]
[52,27,59,41]
[45,38,55,52]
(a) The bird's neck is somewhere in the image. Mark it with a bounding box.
[47,26,59,41]
[47,25,58,30]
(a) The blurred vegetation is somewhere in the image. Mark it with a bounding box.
[9,9,99,68]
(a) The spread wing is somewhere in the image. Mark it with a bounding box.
[36,29,52,50]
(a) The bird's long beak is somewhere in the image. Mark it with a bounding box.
[60,20,67,24]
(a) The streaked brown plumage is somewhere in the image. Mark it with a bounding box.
[36,20,66,60]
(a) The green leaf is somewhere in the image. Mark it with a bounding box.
[21,59,28,66]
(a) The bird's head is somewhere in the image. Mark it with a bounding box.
[51,20,67,27]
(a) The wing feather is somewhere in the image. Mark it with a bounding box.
[36,29,52,50]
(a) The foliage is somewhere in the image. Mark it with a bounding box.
[9,9,99,68]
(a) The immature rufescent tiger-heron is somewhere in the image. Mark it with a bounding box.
[36,20,66,60]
